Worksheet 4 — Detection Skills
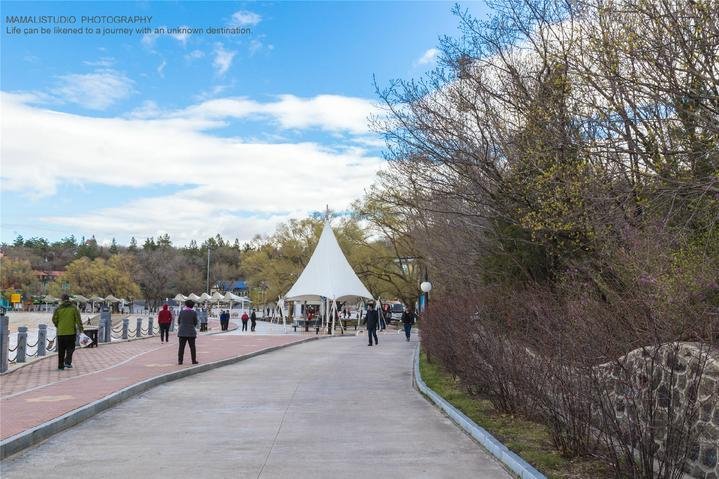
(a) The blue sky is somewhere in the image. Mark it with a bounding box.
[1,1,487,246]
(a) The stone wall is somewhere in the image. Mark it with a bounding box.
[598,343,718,479]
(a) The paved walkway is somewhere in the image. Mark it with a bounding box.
[0,321,305,441]
[1,332,511,478]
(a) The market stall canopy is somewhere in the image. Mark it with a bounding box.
[285,221,373,302]
[71,294,89,303]
[174,294,187,302]
[223,292,244,302]
[187,293,201,301]
[210,292,224,302]
[199,293,211,301]
[89,295,105,302]
[42,295,59,303]
[104,295,121,303]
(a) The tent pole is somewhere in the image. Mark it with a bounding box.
[330,298,336,335]
[378,297,386,330]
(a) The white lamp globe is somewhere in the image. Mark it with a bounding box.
[420,281,432,293]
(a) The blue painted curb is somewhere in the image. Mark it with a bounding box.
[413,346,547,479]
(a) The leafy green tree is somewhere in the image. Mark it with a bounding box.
[0,257,40,294]
[49,256,141,298]
[77,235,101,259]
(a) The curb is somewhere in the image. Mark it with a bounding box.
[413,346,546,479]
[0,335,321,460]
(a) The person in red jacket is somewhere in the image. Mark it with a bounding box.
[241,311,249,331]
[157,304,173,342]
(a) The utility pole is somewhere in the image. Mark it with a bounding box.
[206,247,211,294]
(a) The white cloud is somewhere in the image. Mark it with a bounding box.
[128,100,162,119]
[174,94,378,134]
[416,48,439,66]
[169,25,191,46]
[249,39,263,56]
[142,31,159,48]
[185,49,205,61]
[0,93,384,244]
[230,10,261,26]
[142,26,192,49]
[157,60,167,78]
[83,57,115,68]
[51,69,135,110]
[192,84,230,102]
[352,136,386,148]
[213,44,236,76]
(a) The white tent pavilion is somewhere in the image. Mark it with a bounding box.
[199,293,211,302]
[284,220,374,334]
[89,295,104,312]
[223,292,242,302]
[174,293,187,302]
[222,292,251,319]
[104,294,120,303]
[187,293,201,301]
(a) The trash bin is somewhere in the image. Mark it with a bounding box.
[83,327,99,348]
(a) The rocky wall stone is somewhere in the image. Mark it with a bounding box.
[596,343,718,478]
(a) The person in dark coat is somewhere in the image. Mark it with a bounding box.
[157,304,173,342]
[402,306,416,342]
[177,299,198,365]
[250,309,257,332]
[365,303,379,346]
[220,310,230,331]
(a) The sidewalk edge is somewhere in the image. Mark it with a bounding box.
[0,336,320,460]
[412,345,547,479]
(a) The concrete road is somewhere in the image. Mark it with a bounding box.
[1,332,511,479]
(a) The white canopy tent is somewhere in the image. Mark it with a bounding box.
[221,292,251,318]
[222,292,243,302]
[88,295,104,312]
[104,294,120,303]
[284,220,374,334]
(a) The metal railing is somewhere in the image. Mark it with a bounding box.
[0,314,159,372]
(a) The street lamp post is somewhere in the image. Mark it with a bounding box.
[206,247,211,295]
[420,277,432,313]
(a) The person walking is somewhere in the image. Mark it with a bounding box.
[306,309,313,332]
[241,311,249,331]
[250,309,257,332]
[52,294,84,370]
[365,303,379,346]
[157,304,173,342]
[220,310,230,331]
[177,300,199,365]
[402,306,416,342]
[199,308,209,332]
